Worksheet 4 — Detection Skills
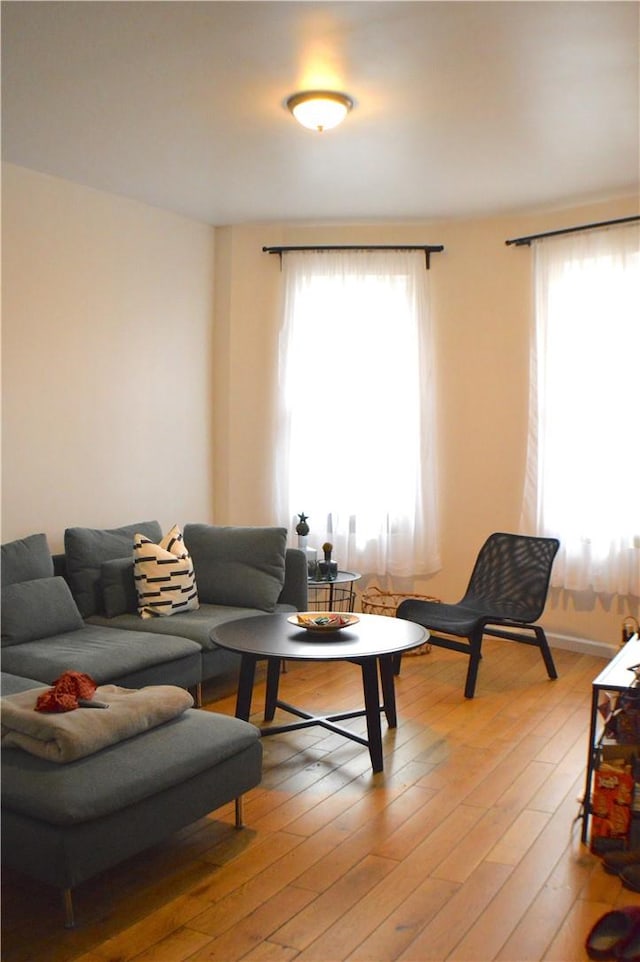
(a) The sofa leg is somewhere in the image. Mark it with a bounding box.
[194,682,202,708]
[235,796,244,829]
[63,888,75,928]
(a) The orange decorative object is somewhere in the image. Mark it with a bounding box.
[51,671,97,699]
[35,690,79,713]
[35,671,98,713]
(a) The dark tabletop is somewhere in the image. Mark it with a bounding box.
[211,612,428,662]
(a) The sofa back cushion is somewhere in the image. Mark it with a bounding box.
[101,557,138,618]
[184,524,287,613]
[1,577,84,646]
[1,533,54,588]
[64,521,162,617]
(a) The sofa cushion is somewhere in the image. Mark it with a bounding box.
[64,521,162,617]
[134,525,199,619]
[1,534,54,588]
[1,672,43,695]
[0,624,201,689]
[184,524,287,612]
[101,558,138,618]
[88,601,295,651]
[1,577,84,647]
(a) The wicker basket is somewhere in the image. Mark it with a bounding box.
[360,586,438,656]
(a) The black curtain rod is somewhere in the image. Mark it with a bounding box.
[262,243,444,268]
[505,215,640,247]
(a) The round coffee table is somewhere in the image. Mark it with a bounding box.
[211,612,428,772]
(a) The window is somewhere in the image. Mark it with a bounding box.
[521,223,640,596]
[273,250,440,578]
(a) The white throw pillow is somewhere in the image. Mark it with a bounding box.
[133,524,199,619]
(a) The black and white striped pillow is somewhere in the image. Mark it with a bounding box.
[133,525,199,619]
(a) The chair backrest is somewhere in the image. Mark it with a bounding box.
[461,532,560,623]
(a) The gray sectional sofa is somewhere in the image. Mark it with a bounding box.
[1,521,307,926]
[1,521,307,698]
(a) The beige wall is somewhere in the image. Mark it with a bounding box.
[213,196,639,651]
[1,164,217,552]
[2,161,637,650]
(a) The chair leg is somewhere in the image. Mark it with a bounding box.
[464,632,483,699]
[533,626,558,680]
[63,888,75,928]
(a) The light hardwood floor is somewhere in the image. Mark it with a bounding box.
[3,639,639,962]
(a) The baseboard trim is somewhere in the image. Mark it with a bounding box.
[548,632,616,659]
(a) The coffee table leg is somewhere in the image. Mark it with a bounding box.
[379,654,397,728]
[264,658,281,721]
[236,654,258,720]
[361,658,384,773]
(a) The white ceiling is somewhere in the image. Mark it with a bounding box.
[2,1,638,226]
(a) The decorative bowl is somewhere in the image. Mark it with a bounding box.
[288,612,359,632]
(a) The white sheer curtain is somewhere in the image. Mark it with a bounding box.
[521,223,640,596]
[273,249,440,578]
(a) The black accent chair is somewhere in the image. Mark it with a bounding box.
[396,532,560,699]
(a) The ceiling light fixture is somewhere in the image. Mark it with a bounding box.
[286,90,353,132]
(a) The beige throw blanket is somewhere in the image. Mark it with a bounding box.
[1,684,194,763]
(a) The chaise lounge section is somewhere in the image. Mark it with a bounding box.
[2,688,263,926]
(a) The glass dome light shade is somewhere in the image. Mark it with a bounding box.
[286,91,353,132]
